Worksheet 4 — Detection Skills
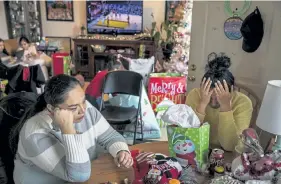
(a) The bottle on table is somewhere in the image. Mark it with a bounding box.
[214,166,225,177]
[168,179,180,184]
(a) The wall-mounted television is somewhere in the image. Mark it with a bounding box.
[86,0,143,35]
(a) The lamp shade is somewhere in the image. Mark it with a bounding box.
[256,80,281,135]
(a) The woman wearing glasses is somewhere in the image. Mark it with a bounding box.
[11,74,133,184]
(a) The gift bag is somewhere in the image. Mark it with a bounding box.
[148,73,187,112]
[167,124,210,169]
[0,80,8,93]
[52,53,70,76]
[155,98,175,128]
[0,80,8,97]
[63,56,71,75]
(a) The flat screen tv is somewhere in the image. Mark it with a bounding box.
[86,0,143,35]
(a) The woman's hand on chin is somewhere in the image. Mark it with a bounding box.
[54,108,76,134]
[114,151,133,168]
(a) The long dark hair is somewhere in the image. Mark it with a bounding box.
[0,38,10,56]
[203,52,235,91]
[9,74,81,155]
[19,36,30,46]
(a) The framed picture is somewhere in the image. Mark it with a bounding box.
[46,37,72,53]
[165,1,186,23]
[45,0,74,21]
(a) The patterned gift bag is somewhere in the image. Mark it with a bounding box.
[167,124,210,169]
[148,73,187,112]
[63,56,71,75]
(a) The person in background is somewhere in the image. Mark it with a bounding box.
[11,74,132,184]
[0,38,10,58]
[186,53,253,151]
[74,73,99,109]
[85,55,124,106]
[18,36,49,80]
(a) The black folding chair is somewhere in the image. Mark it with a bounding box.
[99,70,143,144]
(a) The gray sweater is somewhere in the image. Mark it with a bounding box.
[13,101,129,184]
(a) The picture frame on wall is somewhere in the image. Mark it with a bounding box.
[46,37,72,53]
[165,1,186,23]
[45,0,74,21]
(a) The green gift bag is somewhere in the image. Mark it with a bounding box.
[63,56,71,75]
[167,123,210,169]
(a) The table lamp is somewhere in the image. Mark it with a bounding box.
[256,80,281,151]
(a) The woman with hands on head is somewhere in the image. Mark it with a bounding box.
[186,53,253,151]
[11,74,133,184]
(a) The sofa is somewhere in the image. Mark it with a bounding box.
[3,39,18,56]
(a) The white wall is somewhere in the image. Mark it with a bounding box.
[0,2,9,39]
[40,0,165,37]
[0,0,165,38]
[188,1,281,100]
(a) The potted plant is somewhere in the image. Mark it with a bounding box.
[150,18,177,60]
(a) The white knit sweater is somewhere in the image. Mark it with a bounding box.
[14,101,129,184]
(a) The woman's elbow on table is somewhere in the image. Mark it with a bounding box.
[64,168,91,182]
[58,160,92,182]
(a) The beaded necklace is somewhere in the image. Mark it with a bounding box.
[224,0,251,17]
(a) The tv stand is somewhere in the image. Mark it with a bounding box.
[73,37,155,80]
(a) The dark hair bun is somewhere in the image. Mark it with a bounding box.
[206,52,231,73]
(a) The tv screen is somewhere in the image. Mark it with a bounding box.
[86,0,143,34]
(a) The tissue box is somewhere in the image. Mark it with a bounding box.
[167,124,210,169]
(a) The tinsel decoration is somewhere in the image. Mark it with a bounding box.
[163,0,193,76]
[76,32,151,41]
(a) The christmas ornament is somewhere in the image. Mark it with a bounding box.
[223,0,251,40]
[224,16,244,40]
[76,32,151,41]
[224,0,251,17]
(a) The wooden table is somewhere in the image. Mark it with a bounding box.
[82,141,235,184]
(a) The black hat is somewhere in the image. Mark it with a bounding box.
[240,7,264,53]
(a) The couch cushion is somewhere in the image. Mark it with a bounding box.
[4,39,18,56]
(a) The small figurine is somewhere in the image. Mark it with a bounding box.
[239,128,264,158]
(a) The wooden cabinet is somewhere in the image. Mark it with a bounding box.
[73,38,155,80]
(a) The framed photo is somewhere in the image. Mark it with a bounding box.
[45,1,74,21]
[165,1,186,23]
[46,37,72,53]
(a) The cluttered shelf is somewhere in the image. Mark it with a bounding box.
[73,38,155,80]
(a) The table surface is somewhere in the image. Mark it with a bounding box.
[81,141,235,184]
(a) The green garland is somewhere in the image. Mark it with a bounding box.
[224,0,251,17]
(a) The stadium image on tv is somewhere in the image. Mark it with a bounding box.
[86,0,143,34]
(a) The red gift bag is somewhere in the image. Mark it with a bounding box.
[148,73,187,112]
[52,53,70,76]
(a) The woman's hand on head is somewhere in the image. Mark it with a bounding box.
[114,151,133,168]
[54,108,76,134]
[214,80,233,112]
[199,77,213,106]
